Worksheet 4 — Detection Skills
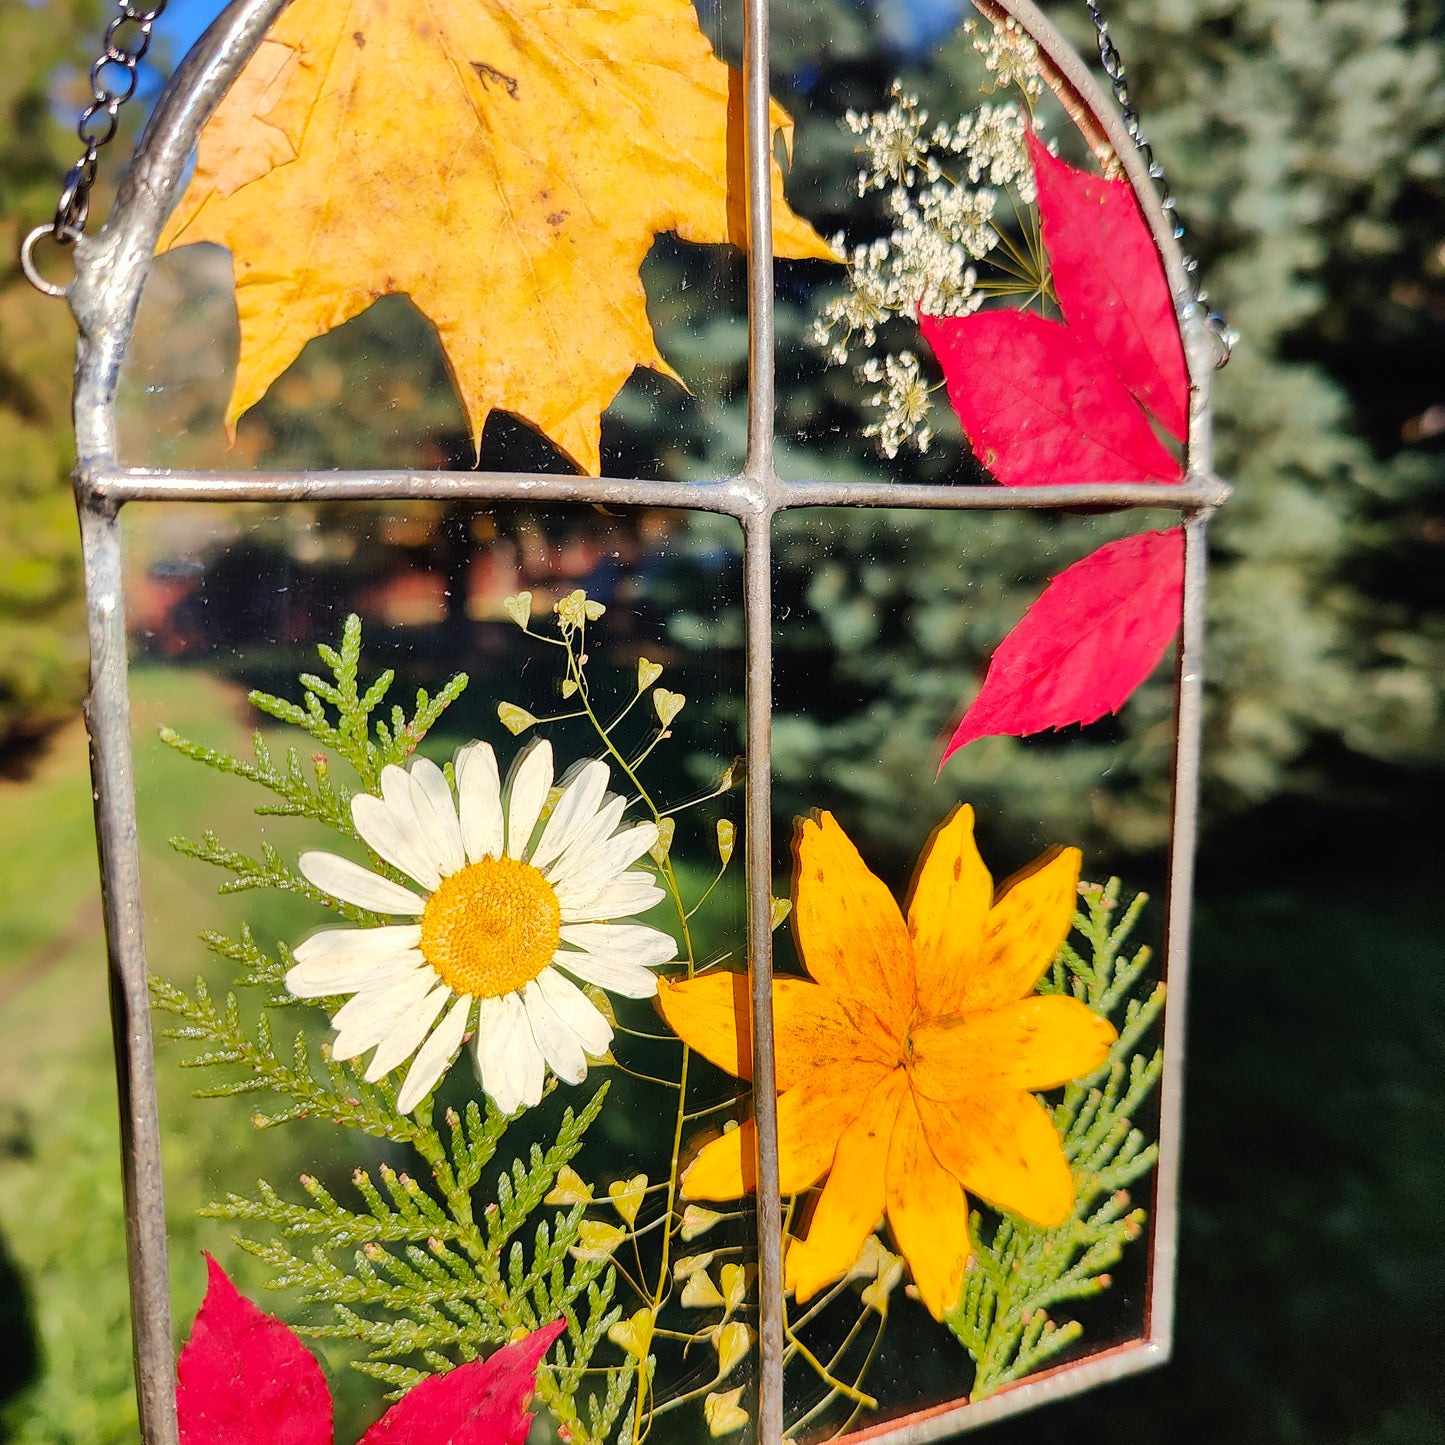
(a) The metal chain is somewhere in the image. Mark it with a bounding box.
[20,0,168,295]
[1084,0,1236,366]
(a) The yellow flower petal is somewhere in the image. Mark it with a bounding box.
[718,1262,751,1313]
[713,1319,754,1377]
[915,1087,1074,1227]
[673,1251,715,1281]
[607,1307,655,1360]
[885,1089,971,1320]
[680,1204,725,1240]
[906,805,993,1016]
[569,1220,627,1260]
[681,1064,888,1200]
[847,1233,900,1284]
[657,973,894,1091]
[860,1250,905,1315]
[953,846,1082,1012]
[785,1070,905,1304]
[681,1127,751,1200]
[681,1269,727,1308]
[908,996,1116,1101]
[656,973,751,1077]
[793,813,914,1037]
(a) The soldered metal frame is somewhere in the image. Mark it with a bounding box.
[63,0,1228,1439]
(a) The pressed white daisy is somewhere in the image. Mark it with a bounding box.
[286,739,676,1116]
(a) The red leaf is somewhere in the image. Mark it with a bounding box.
[1027,134,1189,441]
[919,309,1181,486]
[940,528,1185,761]
[176,1255,332,1445]
[359,1320,565,1445]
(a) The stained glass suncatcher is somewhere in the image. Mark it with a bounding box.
[58,0,1228,1439]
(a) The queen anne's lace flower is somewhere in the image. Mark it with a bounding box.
[288,740,675,1115]
[859,351,935,457]
[814,30,1054,451]
[965,15,1046,102]
[845,85,935,194]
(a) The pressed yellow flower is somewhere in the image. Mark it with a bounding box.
[656,807,1115,1320]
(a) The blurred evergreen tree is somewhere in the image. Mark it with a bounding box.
[0,0,102,759]
[657,0,1445,865]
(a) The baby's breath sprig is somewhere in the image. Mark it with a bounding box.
[499,589,766,1442]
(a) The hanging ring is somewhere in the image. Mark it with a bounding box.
[20,224,74,299]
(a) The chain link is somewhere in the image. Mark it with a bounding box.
[1084,0,1235,366]
[51,0,167,244]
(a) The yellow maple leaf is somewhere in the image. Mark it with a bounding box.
[158,0,835,473]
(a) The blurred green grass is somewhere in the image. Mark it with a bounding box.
[0,666,382,1442]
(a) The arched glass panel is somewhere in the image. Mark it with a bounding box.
[59,0,1226,1439]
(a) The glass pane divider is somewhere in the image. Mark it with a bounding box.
[77,499,180,1445]
[83,466,1232,514]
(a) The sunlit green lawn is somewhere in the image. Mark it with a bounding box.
[0,666,370,1442]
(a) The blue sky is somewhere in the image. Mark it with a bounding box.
[148,0,961,68]
[152,0,230,70]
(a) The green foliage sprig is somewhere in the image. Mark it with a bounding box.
[246,613,469,790]
[947,879,1163,1396]
[151,616,631,1442]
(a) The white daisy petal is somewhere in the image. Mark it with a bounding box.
[395,994,472,1113]
[558,923,677,969]
[534,967,614,1057]
[559,872,667,922]
[351,793,442,892]
[292,924,423,966]
[364,985,452,1081]
[529,760,610,873]
[408,758,467,876]
[522,978,590,1084]
[299,851,425,915]
[333,983,437,1061]
[554,822,660,900]
[475,992,545,1113]
[287,940,425,997]
[383,765,459,881]
[504,739,554,859]
[545,795,627,886]
[331,965,436,1037]
[519,1037,547,1107]
[457,741,505,863]
[553,950,661,1000]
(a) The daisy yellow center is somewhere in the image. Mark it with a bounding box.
[419,857,562,999]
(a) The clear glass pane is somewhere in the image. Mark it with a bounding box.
[123,501,756,1441]
[764,506,1172,1437]
[117,2,766,480]
[771,0,1190,490]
